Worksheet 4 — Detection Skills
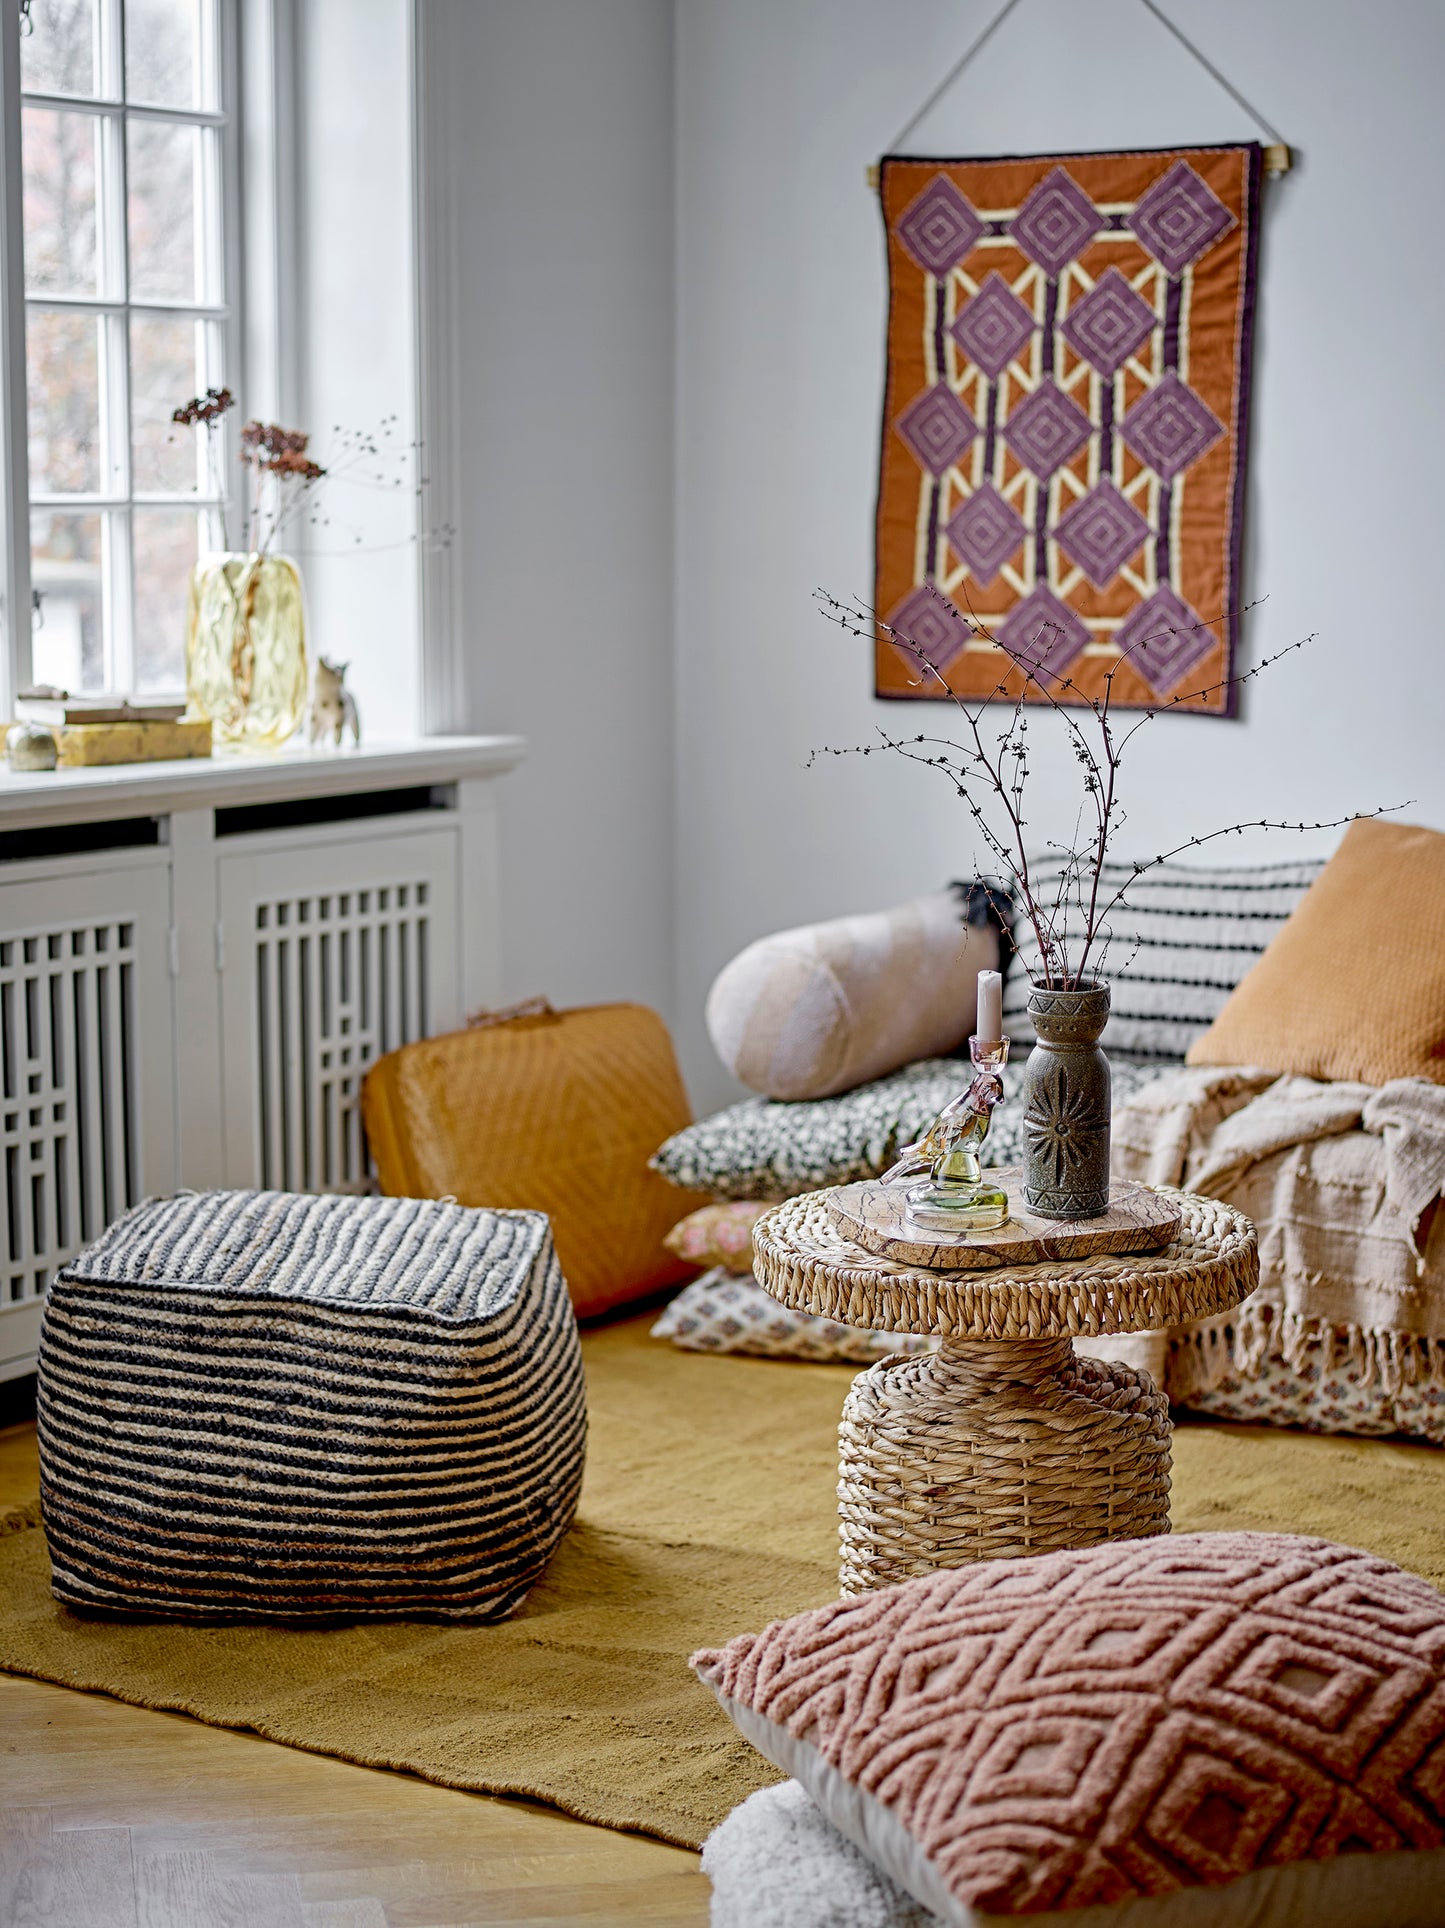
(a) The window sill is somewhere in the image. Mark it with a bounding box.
[0,734,528,831]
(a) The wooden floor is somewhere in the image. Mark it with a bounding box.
[0,1423,711,1928]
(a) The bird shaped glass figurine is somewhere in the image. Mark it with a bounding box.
[881,1035,1011,1232]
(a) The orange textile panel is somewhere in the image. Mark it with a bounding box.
[875,144,1262,714]
[362,1004,711,1320]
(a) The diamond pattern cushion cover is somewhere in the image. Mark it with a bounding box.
[651,1266,937,1365]
[38,1190,587,1620]
[692,1533,1445,1924]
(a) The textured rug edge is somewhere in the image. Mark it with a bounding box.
[0,1510,718,1851]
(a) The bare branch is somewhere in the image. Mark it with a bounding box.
[809,585,1403,992]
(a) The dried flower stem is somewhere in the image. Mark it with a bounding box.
[812,588,1407,988]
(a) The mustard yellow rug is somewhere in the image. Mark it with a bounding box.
[2,1315,1444,1849]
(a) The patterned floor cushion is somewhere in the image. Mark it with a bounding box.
[1177,1341,1445,1445]
[38,1190,587,1620]
[652,1267,936,1365]
[652,1057,1167,1201]
[695,1533,1445,1925]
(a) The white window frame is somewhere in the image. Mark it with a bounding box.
[0,0,243,709]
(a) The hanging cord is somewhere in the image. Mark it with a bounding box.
[883,0,1027,157]
[869,0,1290,187]
[1135,0,1285,146]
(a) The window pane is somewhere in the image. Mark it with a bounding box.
[131,313,205,492]
[27,307,102,493]
[132,508,196,688]
[124,0,206,110]
[21,106,99,296]
[127,118,203,301]
[20,0,101,97]
[31,509,105,693]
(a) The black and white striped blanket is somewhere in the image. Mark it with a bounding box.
[1002,857,1324,1061]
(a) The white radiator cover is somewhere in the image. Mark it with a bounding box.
[0,738,522,1379]
[219,827,458,1194]
[0,856,175,1366]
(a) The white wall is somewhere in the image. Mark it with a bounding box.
[420,0,677,1024]
[294,0,421,739]
[673,0,1445,1109]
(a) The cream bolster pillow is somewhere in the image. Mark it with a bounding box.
[706,891,999,1101]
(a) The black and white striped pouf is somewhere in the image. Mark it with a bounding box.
[36,1190,587,1621]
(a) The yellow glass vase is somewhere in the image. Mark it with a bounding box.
[186,552,309,751]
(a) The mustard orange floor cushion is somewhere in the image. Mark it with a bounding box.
[363,1003,711,1319]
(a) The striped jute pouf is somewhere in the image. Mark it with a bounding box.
[37,1190,587,1621]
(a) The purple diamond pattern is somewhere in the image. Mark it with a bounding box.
[1121,372,1225,479]
[950,273,1036,379]
[1114,586,1214,695]
[895,384,978,476]
[1011,167,1099,275]
[997,586,1090,681]
[896,175,986,276]
[1132,161,1234,276]
[886,586,973,673]
[1003,381,1092,478]
[1060,268,1157,375]
[946,485,1027,585]
[1053,482,1150,588]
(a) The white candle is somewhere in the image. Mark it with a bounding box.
[976,969,1003,1043]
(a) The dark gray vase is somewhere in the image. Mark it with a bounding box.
[1020,980,1112,1220]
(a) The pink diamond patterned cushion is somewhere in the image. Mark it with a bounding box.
[691,1533,1445,1924]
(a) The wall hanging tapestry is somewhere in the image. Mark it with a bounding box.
[874,142,1262,715]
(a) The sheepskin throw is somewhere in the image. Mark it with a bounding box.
[703,1779,941,1928]
[693,1532,1445,1921]
[37,1190,587,1620]
[875,146,1262,715]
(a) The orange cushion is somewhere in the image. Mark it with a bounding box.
[1186,818,1445,1084]
[362,1003,711,1318]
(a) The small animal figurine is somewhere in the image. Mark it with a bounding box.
[309,657,361,748]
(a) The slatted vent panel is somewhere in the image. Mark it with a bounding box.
[253,881,432,1194]
[0,919,140,1307]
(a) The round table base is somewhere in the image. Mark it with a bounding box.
[837,1336,1171,1595]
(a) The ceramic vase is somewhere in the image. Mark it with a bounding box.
[186,552,308,752]
[1020,980,1112,1219]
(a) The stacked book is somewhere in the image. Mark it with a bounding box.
[13,694,212,767]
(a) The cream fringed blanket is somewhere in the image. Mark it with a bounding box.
[1110,1068,1445,1397]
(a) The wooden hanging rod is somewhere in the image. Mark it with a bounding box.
[866,143,1291,191]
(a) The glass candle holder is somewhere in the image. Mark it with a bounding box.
[886,1036,1011,1234]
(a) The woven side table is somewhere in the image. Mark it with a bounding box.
[752,1187,1257,1595]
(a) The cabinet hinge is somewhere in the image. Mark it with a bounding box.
[214,921,226,973]
[167,927,180,978]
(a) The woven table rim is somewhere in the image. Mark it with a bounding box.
[751,1185,1257,1339]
